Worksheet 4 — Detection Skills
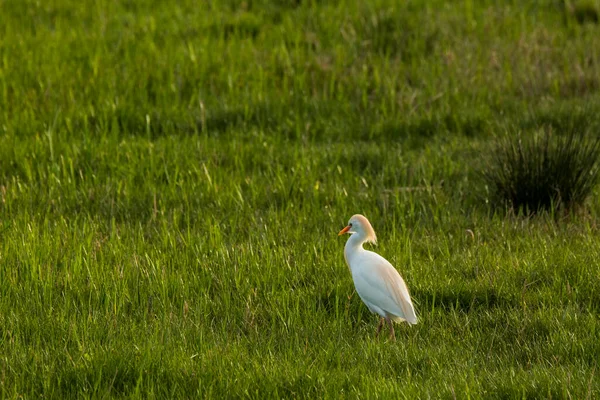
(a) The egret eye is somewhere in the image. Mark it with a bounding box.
[349,223,353,227]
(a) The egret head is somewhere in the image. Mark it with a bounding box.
[338,214,377,244]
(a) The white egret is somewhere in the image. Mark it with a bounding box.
[339,214,417,340]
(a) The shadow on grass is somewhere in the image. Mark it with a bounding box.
[316,285,515,321]
[519,104,600,134]
[375,111,488,143]
[413,286,516,313]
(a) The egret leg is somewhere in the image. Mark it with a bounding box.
[387,318,396,342]
[375,317,385,338]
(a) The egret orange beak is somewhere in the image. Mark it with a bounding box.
[338,225,351,236]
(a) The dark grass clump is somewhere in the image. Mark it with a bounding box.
[484,129,600,214]
[565,0,600,24]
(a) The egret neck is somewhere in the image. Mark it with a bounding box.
[344,232,366,271]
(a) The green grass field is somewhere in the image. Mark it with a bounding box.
[2,0,600,397]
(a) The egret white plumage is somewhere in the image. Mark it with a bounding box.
[339,214,417,341]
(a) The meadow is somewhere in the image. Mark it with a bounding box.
[1,0,600,397]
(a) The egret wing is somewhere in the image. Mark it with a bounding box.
[353,252,417,324]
